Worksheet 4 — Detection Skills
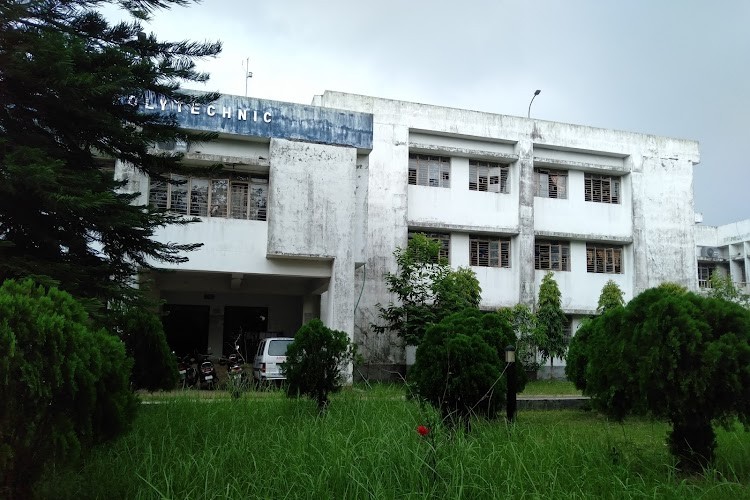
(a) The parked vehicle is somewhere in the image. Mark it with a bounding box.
[226,335,247,385]
[198,354,218,389]
[253,337,294,383]
[177,354,198,389]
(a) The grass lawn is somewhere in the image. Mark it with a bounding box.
[36,387,749,499]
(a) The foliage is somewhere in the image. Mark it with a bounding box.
[410,309,522,428]
[0,279,137,498]
[284,319,355,411]
[374,233,481,346]
[0,0,222,319]
[707,272,750,308]
[34,399,750,499]
[117,307,177,391]
[535,272,568,371]
[596,279,625,313]
[580,285,750,471]
[498,304,542,373]
[567,280,626,390]
[564,317,592,391]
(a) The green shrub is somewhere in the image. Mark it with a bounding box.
[284,319,355,411]
[581,285,750,472]
[410,309,521,428]
[0,279,137,498]
[118,308,177,391]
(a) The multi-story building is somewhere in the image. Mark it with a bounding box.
[695,217,750,291]
[117,91,700,377]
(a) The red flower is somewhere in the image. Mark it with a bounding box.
[417,425,430,436]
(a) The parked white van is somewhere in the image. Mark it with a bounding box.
[253,337,294,382]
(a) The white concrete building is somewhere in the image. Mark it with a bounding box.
[118,91,701,378]
[695,217,750,291]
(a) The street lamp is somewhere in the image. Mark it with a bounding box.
[527,89,541,118]
[505,345,517,422]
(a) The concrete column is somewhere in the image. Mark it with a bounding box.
[302,294,320,324]
[517,138,536,307]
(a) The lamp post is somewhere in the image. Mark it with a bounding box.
[527,89,541,119]
[505,345,517,422]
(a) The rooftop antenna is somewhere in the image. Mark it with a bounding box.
[243,58,253,97]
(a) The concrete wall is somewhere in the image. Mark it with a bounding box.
[268,139,361,335]
[315,91,700,365]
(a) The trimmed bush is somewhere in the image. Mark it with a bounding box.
[410,309,521,428]
[579,284,750,472]
[118,308,178,391]
[284,319,354,411]
[0,279,137,498]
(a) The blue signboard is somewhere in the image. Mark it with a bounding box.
[136,92,373,150]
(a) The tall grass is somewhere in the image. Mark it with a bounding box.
[36,389,749,499]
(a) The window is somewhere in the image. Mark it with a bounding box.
[563,316,573,342]
[698,264,715,288]
[408,154,450,188]
[469,160,509,193]
[535,240,570,271]
[586,243,623,274]
[534,168,567,199]
[470,235,510,268]
[585,173,621,204]
[408,231,450,263]
[150,174,268,221]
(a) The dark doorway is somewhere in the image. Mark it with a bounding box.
[162,304,210,356]
[223,306,268,359]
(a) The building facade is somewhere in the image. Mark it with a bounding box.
[117,91,700,377]
[695,218,750,291]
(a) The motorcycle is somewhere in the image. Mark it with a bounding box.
[198,354,218,390]
[227,336,247,397]
[176,353,198,389]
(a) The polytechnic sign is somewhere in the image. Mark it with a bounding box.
[134,91,373,150]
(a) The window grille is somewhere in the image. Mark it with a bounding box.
[469,160,509,193]
[470,235,510,268]
[586,243,623,274]
[150,173,268,221]
[189,178,209,217]
[534,168,567,199]
[408,231,450,263]
[535,240,570,271]
[698,264,715,288]
[408,154,450,188]
[585,173,621,204]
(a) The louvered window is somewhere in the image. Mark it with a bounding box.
[535,240,570,271]
[586,243,623,274]
[469,160,509,193]
[585,173,620,204]
[470,236,510,268]
[408,154,450,188]
[408,231,450,263]
[534,168,567,199]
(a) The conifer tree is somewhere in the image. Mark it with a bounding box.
[0,0,222,315]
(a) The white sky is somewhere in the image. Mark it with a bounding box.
[107,0,750,225]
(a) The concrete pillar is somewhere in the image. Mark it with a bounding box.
[517,137,536,307]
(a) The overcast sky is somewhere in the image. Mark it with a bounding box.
[109,0,749,226]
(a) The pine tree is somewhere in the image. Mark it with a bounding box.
[0,0,222,316]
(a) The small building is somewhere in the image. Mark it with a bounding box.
[117,91,701,378]
[695,217,750,291]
